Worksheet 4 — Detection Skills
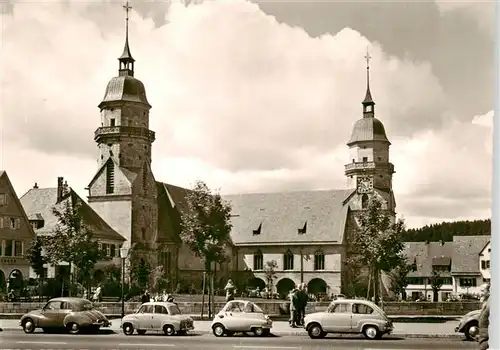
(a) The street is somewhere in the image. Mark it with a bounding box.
[0,332,476,350]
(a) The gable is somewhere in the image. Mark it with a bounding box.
[0,171,36,240]
[88,158,136,197]
[404,241,453,277]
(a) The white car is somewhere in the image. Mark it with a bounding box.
[304,299,393,339]
[121,302,194,336]
[211,300,272,337]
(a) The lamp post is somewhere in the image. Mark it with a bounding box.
[120,247,129,319]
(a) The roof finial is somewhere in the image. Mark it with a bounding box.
[118,1,135,76]
[362,46,374,111]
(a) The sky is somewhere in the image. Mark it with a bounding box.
[0,0,494,229]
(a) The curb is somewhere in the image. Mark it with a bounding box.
[0,327,462,339]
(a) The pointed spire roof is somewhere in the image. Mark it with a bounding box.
[362,48,374,106]
[118,1,135,76]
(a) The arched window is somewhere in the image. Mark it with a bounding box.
[253,250,263,270]
[283,250,294,270]
[361,194,369,209]
[314,251,325,271]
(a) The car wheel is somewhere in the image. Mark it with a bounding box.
[307,323,326,339]
[67,322,80,334]
[163,325,175,336]
[137,330,147,335]
[212,323,226,337]
[464,322,479,341]
[22,318,35,334]
[122,323,134,336]
[252,327,264,337]
[363,325,380,340]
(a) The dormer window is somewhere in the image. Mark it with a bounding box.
[253,223,262,235]
[298,221,307,235]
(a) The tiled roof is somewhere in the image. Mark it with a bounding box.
[20,187,125,241]
[155,182,183,244]
[223,189,353,245]
[404,241,453,277]
[451,235,491,275]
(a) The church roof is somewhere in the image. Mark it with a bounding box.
[98,75,151,108]
[223,189,354,246]
[155,182,185,244]
[451,235,491,275]
[20,187,125,242]
[347,117,390,145]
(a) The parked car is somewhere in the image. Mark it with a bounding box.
[211,300,272,337]
[121,301,194,336]
[20,297,111,334]
[455,309,481,341]
[304,299,393,339]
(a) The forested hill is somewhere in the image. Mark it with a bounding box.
[403,219,491,242]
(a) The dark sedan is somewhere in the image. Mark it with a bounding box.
[20,297,111,334]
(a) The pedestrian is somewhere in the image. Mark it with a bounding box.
[92,286,102,303]
[477,283,489,350]
[297,283,308,326]
[224,279,236,302]
[141,290,150,304]
[289,286,299,328]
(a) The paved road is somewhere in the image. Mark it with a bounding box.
[0,332,476,350]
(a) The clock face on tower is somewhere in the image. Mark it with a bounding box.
[357,176,374,194]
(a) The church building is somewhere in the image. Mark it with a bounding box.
[17,6,397,298]
[83,7,396,298]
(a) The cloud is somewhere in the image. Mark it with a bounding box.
[0,0,491,229]
[434,0,494,36]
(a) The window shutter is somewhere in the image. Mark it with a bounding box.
[16,218,21,229]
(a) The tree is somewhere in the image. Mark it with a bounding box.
[388,260,413,300]
[179,180,233,317]
[44,200,104,296]
[132,258,151,291]
[347,197,406,305]
[26,236,49,299]
[429,269,443,302]
[263,260,278,293]
[150,265,169,294]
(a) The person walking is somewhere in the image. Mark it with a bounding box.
[141,290,150,304]
[477,283,490,350]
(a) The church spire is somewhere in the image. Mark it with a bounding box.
[362,47,375,117]
[118,1,135,77]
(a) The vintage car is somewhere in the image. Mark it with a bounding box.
[20,297,111,334]
[211,300,273,337]
[121,301,194,336]
[455,309,481,341]
[304,299,393,340]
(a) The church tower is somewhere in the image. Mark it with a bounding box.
[344,51,396,213]
[87,2,158,250]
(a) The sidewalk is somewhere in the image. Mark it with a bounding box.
[0,318,461,338]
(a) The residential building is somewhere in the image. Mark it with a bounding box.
[19,177,126,280]
[451,235,491,295]
[403,241,453,301]
[0,171,36,291]
[479,240,491,283]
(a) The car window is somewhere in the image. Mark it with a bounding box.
[45,301,62,310]
[138,305,154,313]
[331,303,350,313]
[244,302,263,313]
[227,302,245,313]
[155,305,168,314]
[61,302,70,310]
[353,304,374,314]
[168,305,181,315]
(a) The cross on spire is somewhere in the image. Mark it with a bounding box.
[362,46,374,115]
[118,1,135,76]
[364,48,371,70]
